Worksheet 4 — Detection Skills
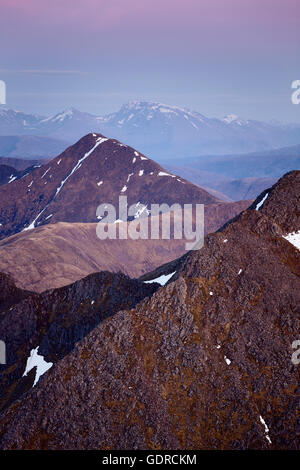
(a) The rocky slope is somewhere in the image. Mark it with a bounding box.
[0,163,40,187]
[0,171,298,450]
[0,271,158,415]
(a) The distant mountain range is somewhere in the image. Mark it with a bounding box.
[171,144,300,179]
[1,102,300,160]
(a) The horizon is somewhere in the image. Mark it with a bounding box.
[0,99,299,125]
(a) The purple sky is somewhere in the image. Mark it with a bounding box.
[0,0,300,121]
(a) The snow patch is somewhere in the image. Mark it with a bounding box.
[8,175,17,184]
[283,230,300,251]
[259,415,272,444]
[158,171,175,177]
[223,114,239,124]
[41,167,51,179]
[144,271,176,286]
[23,347,53,387]
[224,356,231,365]
[256,192,269,211]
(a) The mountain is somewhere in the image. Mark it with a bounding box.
[0,107,100,150]
[165,165,278,201]
[1,102,300,161]
[172,143,300,180]
[37,107,103,142]
[0,156,48,171]
[0,108,42,134]
[214,176,278,201]
[0,135,69,160]
[0,197,250,293]
[0,171,299,450]
[0,163,41,187]
[0,132,251,241]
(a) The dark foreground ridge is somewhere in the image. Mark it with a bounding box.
[0,272,159,415]
[0,171,299,450]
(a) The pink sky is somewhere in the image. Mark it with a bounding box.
[1,0,299,53]
[0,0,299,120]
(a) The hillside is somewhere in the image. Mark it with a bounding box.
[0,171,298,449]
[0,197,250,292]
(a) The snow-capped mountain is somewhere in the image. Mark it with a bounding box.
[1,101,300,160]
[98,102,300,159]
[0,107,42,134]
[38,107,101,141]
[97,101,208,129]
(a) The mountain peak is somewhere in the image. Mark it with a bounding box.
[120,100,204,117]
[222,114,246,125]
[40,107,84,124]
